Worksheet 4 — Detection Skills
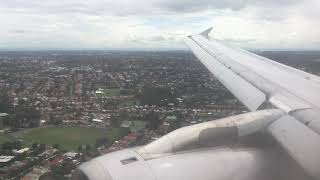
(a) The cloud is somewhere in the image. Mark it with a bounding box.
[0,0,319,49]
[0,0,301,16]
[220,38,256,44]
[10,30,30,34]
[149,35,166,41]
[155,0,245,12]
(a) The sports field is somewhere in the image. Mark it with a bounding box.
[103,88,121,96]
[1,127,127,151]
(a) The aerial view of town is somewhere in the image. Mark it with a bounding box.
[0,50,320,180]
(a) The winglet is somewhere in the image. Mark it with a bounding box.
[199,27,213,39]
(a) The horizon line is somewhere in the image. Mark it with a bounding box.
[0,48,320,52]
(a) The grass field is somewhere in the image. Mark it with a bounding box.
[130,121,147,132]
[0,134,13,144]
[103,88,121,97]
[0,127,127,151]
[119,99,137,107]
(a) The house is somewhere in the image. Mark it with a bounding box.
[121,121,132,128]
[64,152,78,159]
[92,119,103,123]
[0,156,14,164]
[13,148,30,154]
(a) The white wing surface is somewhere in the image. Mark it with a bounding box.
[186,28,320,179]
[186,28,320,112]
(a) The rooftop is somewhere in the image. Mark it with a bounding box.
[0,156,14,163]
[92,119,103,123]
[0,113,8,117]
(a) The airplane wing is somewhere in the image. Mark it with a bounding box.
[185,28,320,179]
[73,29,320,180]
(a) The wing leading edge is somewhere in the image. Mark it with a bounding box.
[185,35,267,111]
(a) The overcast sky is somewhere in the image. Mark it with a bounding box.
[0,0,319,50]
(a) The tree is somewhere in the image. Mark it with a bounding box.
[32,143,39,149]
[95,137,110,148]
[139,87,176,106]
[39,174,55,180]
[61,158,76,173]
[52,144,60,149]
[119,110,129,120]
[12,100,41,128]
[2,141,22,151]
[0,93,13,113]
[144,111,161,130]
[51,165,68,180]
[110,116,120,128]
[85,144,91,154]
[77,145,83,153]
[39,144,46,152]
[31,143,41,155]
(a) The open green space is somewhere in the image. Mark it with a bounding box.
[103,88,121,97]
[0,134,14,144]
[119,99,137,107]
[130,121,147,132]
[0,127,128,151]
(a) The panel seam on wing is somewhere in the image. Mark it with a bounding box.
[189,36,313,113]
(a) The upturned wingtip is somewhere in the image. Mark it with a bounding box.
[199,27,213,39]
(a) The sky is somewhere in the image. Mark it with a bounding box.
[0,0,320,50]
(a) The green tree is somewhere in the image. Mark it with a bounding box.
[139,87,176,106]
[12,99,41,128]
[144,111,161,130]
[52,144,60,149]
[0,92,13,113]
[95,137,110,148]
[39,144,46,152]
[77,145,83,153]
[51,165,68,180]
[85,144,91,153]
[32,143,39,150]
[2,141,22,150]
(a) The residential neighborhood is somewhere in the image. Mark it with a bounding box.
[0,50,318,179]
